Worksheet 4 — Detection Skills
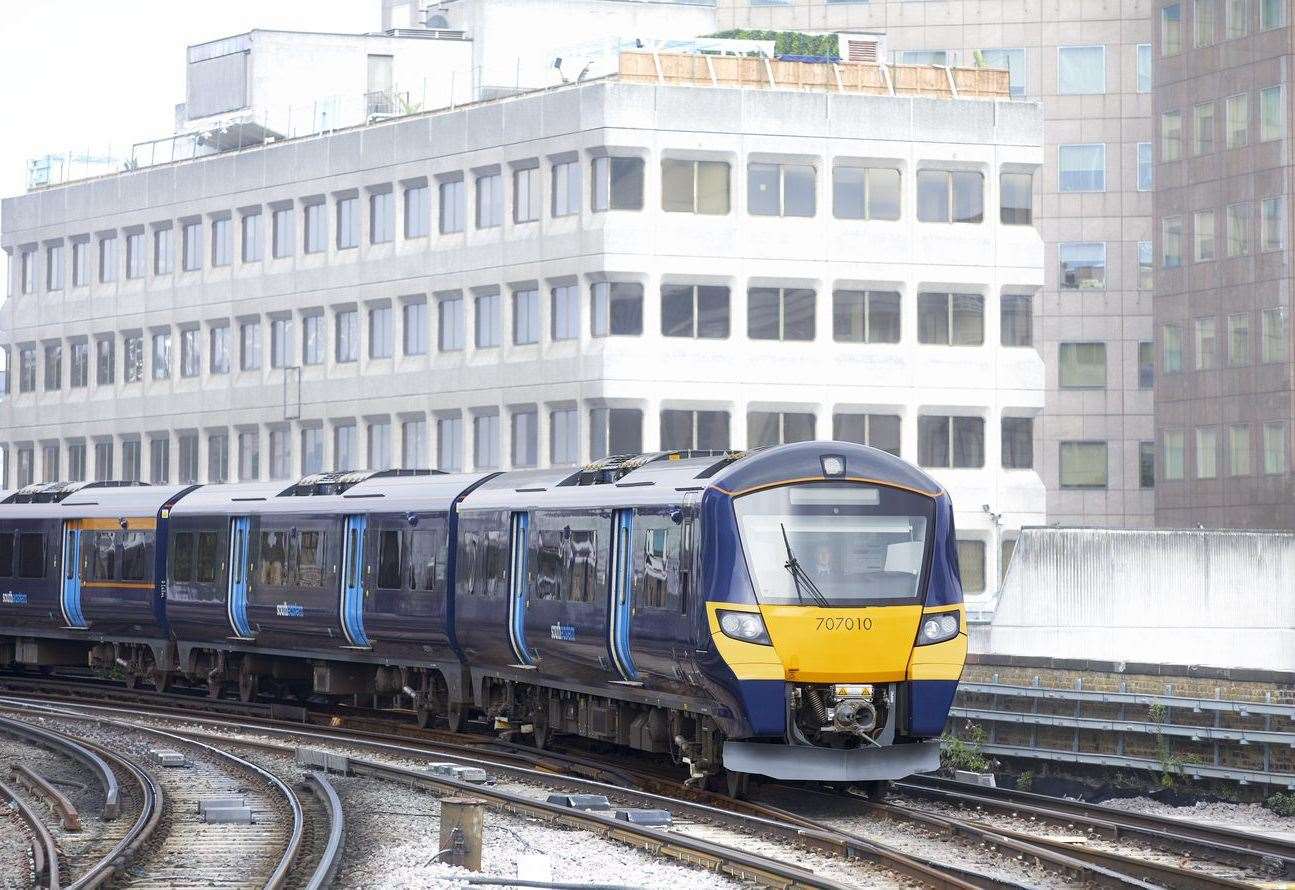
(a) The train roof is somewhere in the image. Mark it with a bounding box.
[0,482,195,519]
[167,470,495,517]
[708,440,943,498]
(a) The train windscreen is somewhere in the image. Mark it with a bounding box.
[733,481,933,606]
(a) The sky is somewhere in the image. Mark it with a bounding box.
[0,0,374,238]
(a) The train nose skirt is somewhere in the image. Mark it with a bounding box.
[723,738,941,782]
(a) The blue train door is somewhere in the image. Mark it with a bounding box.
[60,523,87,629]
[507,512,534,667]
[607,509,639,683]
[227,517,253,639]
[340,515,370,648]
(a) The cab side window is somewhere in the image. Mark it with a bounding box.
[17,533,45,579]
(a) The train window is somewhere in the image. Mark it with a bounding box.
[533,529,564,601]
[483,529,508,598]
[121,532,153,582]
[195,531,220,583]
[83,532,116,581]
[568,529,597,603]
[17,533,45,579]
[377,530,402,589]
[642,528,669,609]
[0,533,12,578]
[406,530,441,592]
[258,531,288,586]
[172,532,195,583]
[295,530,324,588]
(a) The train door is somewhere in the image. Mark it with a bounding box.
[60,522,87,629]
[507,512,535,667]
[227,517,253,639]
[606,509,639,683]
[340,515,370,647]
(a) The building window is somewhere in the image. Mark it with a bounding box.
[1162,111,1183,160]
[1059,342,1107,388]
[369,306,393,359]
[1264,421,1287,473]
[1261,86,1285,141]
[593,156,645,212]
[1229,424,1252,476]
[1193,102,1215,155]
[1195,317,1217,370]
[979,47,1026,96]
[181,221,201,271]
[1059,144,1106,192]
[241,212,262,263]
[832,166,899,220]
[335,310,358,363]
[209,326,229,375]
[72,240,90,287]
[1196,427,1218,479]
[270,318,293,369]
[121,440,142,482]
[95,339,114,385]
[1226,202,1254,256]
[337,196,359,249]
[918,292,984,345]
[1001,294,1033,347]
[271,208,293,259]
[1194,210,1216,262]
[41,444,59,483]
[370,191,394,243]
[1139,240,1155,289]
[552,160,581,218]
[302,314,324,365]
[955,540,986,593]
[45,243,64,291]
[1059,242,1106,289]
[18,249,35,293]
[126,232,146,278]
[1226,93,1249,148]
[662,160,730,215]
[662,284,730,339]
[404,184,429,237]
[44,343,61,391]
[150,331,171,380]
[1261,0,1285,29]
[748,162,815,217]
[1163,3,1183,54]
[748,287,815,341]
[15,448,33,488]
[402,419,426,468]
[1262,307,1288,363]
[149,437,170,484]
[239,321,261,371]
[98,236,117,282]
[181,328,200,378]
[1226,0,1250,37]
[1060,441,1108,488]
[1139,341,1155,388]
[833,290,900,343]
[590,408,643,458]
[437,416,463,471]
[404,301,428,356]
[266,429,289,479]
[1163,324,1183,373]
[211,218,231,267]
[438,294,465,351]
[1057,45,1105,94]
[334,423,357,471]
[898,49,950,65]
[473,413,500,469]
[1262,196,1285,251]
[748,411,815,448]
[1163,215,1184,267]
[439,178,465,234]
[125,336,145,383]
[550,408,579,465]
[1139,441,1156,488]
[301,427,324,475]
[1136,143,1153,191]
[511,409,538,468]
[999,171,1033,225]
[70,342,88,388]
[918,415,984,468]
[592,282,643,337]
[208,433,228,483]
[661,409,731,451]
[512,167,541,224]
[833,413,900,456]
[93,441,113,481]
[475,173,503,228]
[512,289,541,345]
[551,285,579,341]
[916,169,983,223]
[1227,313,1251,366]
[303,202,326,253]
[1195,0,1219,44]
[367,420,391,470]
[1137,43,1153,92]
[475,291,501,348]
[153,229,173,275]
[68,441,86,482]
[235,431,258,480]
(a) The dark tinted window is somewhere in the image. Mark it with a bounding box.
[296,529,324,587]
[195,531,220,583]
[568,530,597,603]
[377,529,402,589]
[258,531,288,586]
[17,533,44,579]
[406,529,443,592]
[172,532,194,582]
[121,531,153,582]
[0,533,13,578]
[83,532,116,581]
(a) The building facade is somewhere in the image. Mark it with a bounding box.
[720,0,1158,531]
[1152,0,1294,527]
[0,63,1045,600]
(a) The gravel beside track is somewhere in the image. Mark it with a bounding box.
[1100,795,1295,841]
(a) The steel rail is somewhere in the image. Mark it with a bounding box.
[0,776,61,890]
[11,762,82,831]
[299,771,345,890]
[0,713,120,818]
[65,738,164,890]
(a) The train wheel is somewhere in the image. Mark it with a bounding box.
[238,671,258,703]
[415,702,433,729]
[152,671,170,694]
[206,678,223,699]
[445,702,467,733]
[531,719,550,751]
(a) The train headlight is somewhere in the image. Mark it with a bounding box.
[718,610,772,646]
[917,612,960,646]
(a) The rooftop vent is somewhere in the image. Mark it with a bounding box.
[2,481,148,505]
[558,451,734,487]
[277,468,439,498]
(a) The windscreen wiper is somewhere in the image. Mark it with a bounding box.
[780,523,832,608]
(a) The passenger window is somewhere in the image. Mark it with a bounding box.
[296,530,324,587]
[195,531,220,583]
[0,533,13,578]
[642,528,669,609]
[405,530,440,592]
[86,532,117,581]
[533,529,565,601]
[172,532,195,583]
[377,529,402,589]
[17,533,45,579]
[568,529,597,603]
[121,531,153,582]
[483,529,508,598]
[258,530,288,586]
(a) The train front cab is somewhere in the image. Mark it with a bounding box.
[703,442,968,783]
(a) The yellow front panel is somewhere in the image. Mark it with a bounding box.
[706,603,785,680]
[906,604,968,681]
[759,604,924,683]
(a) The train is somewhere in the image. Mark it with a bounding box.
[0,441,967,794]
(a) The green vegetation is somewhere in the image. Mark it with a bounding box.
[941,721,990,773]
[706,30,839,58]
[1148,702,1201,788]
[1015,770,1033,792]
[1265,792,1295,817]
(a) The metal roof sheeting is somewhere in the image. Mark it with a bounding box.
[983,527,1295,672]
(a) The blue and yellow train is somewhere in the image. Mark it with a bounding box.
[0,441,967,791]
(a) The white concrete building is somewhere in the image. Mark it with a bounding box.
[0,50,1045,601]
